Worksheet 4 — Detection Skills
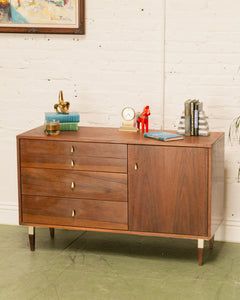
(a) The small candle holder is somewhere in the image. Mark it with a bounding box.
[44,120,60,136]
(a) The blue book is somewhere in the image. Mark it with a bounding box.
[45,112,80,123]
[144,131,184,141]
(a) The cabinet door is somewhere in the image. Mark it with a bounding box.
[128,145,208,236]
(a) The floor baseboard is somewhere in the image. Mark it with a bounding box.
[0,202,18,225]
[215,219,240,243]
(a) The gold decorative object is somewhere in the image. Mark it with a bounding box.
[54,90,70,114]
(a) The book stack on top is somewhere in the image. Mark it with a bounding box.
[177,100,209,136]
[45,112,80,131]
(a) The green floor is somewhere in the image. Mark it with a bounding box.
[0,225,240,300]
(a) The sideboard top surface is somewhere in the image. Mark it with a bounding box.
[17,126,224,148]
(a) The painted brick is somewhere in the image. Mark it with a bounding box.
[1,0,240,241]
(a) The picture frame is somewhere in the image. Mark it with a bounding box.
[0,0,84,34]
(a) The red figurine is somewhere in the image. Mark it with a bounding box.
[137,105,151,133]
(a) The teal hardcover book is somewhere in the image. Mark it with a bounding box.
[45,112,80,123]
[144,131,184,141]
[59,122,79,131]
[44,122,79,131]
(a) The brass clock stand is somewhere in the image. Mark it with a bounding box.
[119,107,139,132]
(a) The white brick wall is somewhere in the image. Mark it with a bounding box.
[165,0,240,131]
[1,0,240,242]
[165,0,240,242]
[0,0,165,224]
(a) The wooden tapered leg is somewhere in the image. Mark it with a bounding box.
[198,248,203,266]
[209,235,215,250]
[28,226,35,251]
[198,239,204,266]
[49,228,55,239]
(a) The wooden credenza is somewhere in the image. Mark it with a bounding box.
[17,126,224,265]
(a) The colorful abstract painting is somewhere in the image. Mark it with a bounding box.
[0,0,84,33]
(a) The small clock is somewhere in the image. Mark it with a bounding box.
[119,107,139,132]
[121,107,135,121]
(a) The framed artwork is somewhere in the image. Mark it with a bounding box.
[0,0,84,34]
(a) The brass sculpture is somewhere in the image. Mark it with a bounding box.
[54,91,70,114]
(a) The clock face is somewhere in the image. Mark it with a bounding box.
[122,107,135,121]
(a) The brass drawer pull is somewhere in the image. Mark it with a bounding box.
[71,145,75,153]
[71,160,75,167]
[72,209,76,217]
[71,181,75,190]
[134,163,138,170]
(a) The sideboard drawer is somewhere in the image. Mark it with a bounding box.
[20,140,127,173]
[22,195,128,230]
[21,168,127,202]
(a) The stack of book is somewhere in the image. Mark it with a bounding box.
[45,112,80,131]
[177,100,209,136]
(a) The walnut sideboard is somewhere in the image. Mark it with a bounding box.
[17,126,224,265]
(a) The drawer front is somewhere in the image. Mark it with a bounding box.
[20,140,127,173]
[21,168,127,202]
[22,195,128,230]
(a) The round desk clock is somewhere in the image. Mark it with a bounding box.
[119,107,139,132]
[121,107,135,121]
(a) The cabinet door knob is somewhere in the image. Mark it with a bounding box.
[71,181,75,190]
[71,145,75,153]
[72,209,76,217]
[71,160,75,167]
[134,163,138,170]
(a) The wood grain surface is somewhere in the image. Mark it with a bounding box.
[17,126,224,148]
[22,195,128,230]
[17,126,225,245]
[20,140,127,173]
[21,168,127,202]
[128,145,208,236]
